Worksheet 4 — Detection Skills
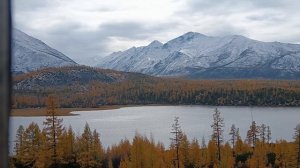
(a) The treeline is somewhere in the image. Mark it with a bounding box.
[13,77,300,108]
[10,97,300,168]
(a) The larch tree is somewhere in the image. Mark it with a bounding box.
[21,122,42,167]
[170,116,183,168]
[211,108,224,164]
[260,124,267,144]
[130,133,146,168]
[180,134,190,168]
[207,139,218,167]
[78,122,94,168]
[229,124,239,156]
[295,123,300,168]
[43,95,64,167]
[246,121,260,148]
[15,125,25,161]
[267,126,272,144]
[78,122,103,168]
[249,141,267,168]
[91,129,104,167]
[189,139,202,168]
[60,126,77,167]
[200,136,208,167]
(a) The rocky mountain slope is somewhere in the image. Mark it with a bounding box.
[12,29,77,73]
[97,32,300,79]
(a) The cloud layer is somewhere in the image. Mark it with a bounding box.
[13,0,300,65]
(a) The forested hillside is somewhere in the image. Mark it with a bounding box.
[12,66,300,108]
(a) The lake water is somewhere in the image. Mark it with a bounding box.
[9,106,300,153]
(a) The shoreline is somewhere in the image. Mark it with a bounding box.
[10,105,132,117]
[10,104,300,117]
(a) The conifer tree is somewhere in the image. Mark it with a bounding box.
[78,122,94,168]
[43,95,64,167]
[180,134,190,168]
[211,108,224,163]
[15,125,24,160]
[20,122,42,167]
[267,126,272,144]
[170,116,183,168]
[189,139,202,168]
[78,122,103,168]
[91,129,104,167]
[246,121,260,148]
[207,139,217,166]
[229,124,239,156]
[260,124,267,144]
[60,126,77,167]
[295,124,300,168]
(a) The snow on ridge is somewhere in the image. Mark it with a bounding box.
[12,29,77,73]
[97,32,300,78]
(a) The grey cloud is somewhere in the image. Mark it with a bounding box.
[207,24,246,37]
[13,0,300,65]
[13,0,55,12]
[99,22,150,39]
[32,21,177,65]
[99,21,179,40]
[246,13,286,23]
[180,0,299,17]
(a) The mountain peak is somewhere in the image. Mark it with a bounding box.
[148,40,163,48]
[181,32,207,39]
[167,32,206,44]
[182,31,205,37]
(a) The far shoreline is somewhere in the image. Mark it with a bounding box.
[10,104,300,117]
[10,105,132,117]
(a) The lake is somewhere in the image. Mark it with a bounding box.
[9,105,300,153]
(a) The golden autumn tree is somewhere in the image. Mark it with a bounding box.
[170,116,183,168]
[14,125,25,164]
[77,122,103,168]
[59,126,78,167]
[249,140,267,168]
[220,142,234,168]
[78,122,94,168]
[16,123,42,168]
[43,95,64,167]
[91,129,104,167]
[189,139,202,167]
[246,121,260,148]
[179,134,190,168]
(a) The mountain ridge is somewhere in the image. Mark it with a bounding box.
[12,29,77,73]
[97,32,300,79]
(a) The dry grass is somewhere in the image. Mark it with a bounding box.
[10,105,127,117]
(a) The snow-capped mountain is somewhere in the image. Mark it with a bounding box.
[12,29,77,73]
[97,32,300,79]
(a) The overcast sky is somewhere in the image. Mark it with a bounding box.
[13,0,300,65]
